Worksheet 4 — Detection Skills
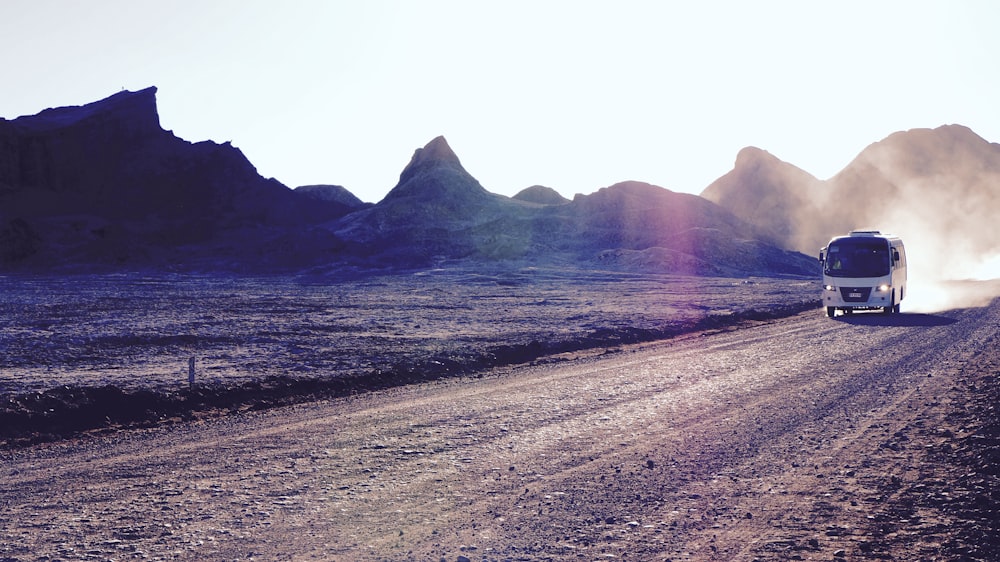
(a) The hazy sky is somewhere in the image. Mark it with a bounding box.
[2,1,997,203]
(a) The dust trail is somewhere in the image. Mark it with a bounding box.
[969,253,1000,281]
[883,214,999,313]
[905,279,1000,313]
[882,224,999,313]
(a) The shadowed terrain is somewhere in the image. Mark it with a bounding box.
[0,270,818,447]
[1,89,815,276]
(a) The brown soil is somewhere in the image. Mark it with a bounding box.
[1,289,997,561]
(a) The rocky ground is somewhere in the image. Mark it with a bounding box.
[0,268,817,447]
[879,338,1000,561]
[0,271,997,561]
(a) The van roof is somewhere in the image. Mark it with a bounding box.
[828,231,903,246]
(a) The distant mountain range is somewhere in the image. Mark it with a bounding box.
[3,88,996,278]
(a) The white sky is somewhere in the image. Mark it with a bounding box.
[2,1,997,203]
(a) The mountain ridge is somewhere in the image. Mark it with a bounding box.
[0,88,353,269]
[9,88,993,278]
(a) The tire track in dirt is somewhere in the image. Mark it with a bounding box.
[445,310,978,560]
[1,303,996,561]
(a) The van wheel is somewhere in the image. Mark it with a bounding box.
[826,306,836,318]
[884,293,895,314]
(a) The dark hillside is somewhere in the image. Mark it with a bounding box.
[1,88,819,276]
[0,88,353,269]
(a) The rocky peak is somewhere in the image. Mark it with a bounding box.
[704,146,818,200]
[395,136,464,185]
[0,86,355,269]
[701,146,826,252]
[513,185,569,205]
[733,146,785,172]
[410,135,461,165]
[381,136,491,204]
[293,184,369,210]
[8,87,161,139]
[848,124,1000,179]
[0,87,168,196]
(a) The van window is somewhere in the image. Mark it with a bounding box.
[894,244,906,268]
[825,239,891,277]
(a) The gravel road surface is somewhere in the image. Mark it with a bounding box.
[2,301,998,561]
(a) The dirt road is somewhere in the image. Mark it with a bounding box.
[2,301,998,561]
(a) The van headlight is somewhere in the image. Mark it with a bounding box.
[824,285,836,291]
[877,284,890,292]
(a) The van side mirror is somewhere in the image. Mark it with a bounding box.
[893,250,900,262]
[818,251,825,263]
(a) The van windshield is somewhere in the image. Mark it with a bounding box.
[825,239,890,278]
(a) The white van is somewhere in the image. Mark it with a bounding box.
[819,230,907,317]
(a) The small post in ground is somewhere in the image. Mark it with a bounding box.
[188,356,196,388]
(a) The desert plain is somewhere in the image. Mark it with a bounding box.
[0,269,998,561]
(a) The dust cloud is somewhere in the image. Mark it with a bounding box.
[871,173,1000,314]
[903,279,1000,313]
[784,126,1000,314]
[884,222,998,314]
